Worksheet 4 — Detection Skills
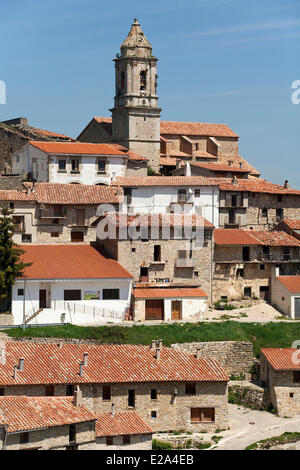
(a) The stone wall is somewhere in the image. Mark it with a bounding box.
[171,341,255,377]
[0,124,28,173]
[228,380,271,410]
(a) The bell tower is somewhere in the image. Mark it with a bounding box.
[111,18,161,171]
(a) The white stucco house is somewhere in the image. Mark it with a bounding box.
[114,176,220,227]
[11,141,147,186]
[12,244,134,325]
[271,273,300,319]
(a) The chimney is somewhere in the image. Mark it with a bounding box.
[74,385,82,407]
[185,163,191,177]
[58,339,63,348]
[151,340,156,351]
[13,365,18,379]
[111,403,115,416]
[18,358,24,371]
[79,362,84,377]
[232,176,238,186]
[284,180,290,189]
[196,348,201,359]
[155,348,161,360]
[158,339,163,349]
[83,352,88,367]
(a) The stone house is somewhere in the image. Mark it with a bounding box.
[12,243,133,325]
[218,178,300,230]
[0,394,97,450]
[0,182,123,244]
[96,212,214,310]
[94,411,153,450]
[0,340,229,433]
[275,219,300,241]
[0,117,74,174]
[271,273,300,319]
[11,141,147,185]
[260,348,300,417]
[213,228,300,302]
[171,161,252,179]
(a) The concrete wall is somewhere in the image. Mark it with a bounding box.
[172,341,255,377]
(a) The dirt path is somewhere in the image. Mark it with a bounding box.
[213,404,300,450]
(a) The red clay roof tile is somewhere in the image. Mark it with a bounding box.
[133,287,207,299]
[276,276,300,293]
[28,141,129,156]
[95,411,152,437]
[261,348,300,371]
[115,176,221,187]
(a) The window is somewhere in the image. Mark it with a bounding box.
[140,71,146,90]
[236,268,244,279]
[10,202,14,209]
[283,247,291,261]
[195,143,199,151]
[58,159,66,171]
[64,290,81,301]
[154,245,161,262]
[97,159,106,174]
[231,195,237,207]
[71,159,80,172]
[71,231,84,243]
[124,188,132,205]
[244,287,252,298]
[103,289,120,300]
[66,385,75,396]
[132,248,136,253]
[102,385,111,401]
[45,385,55,396]
[185,383,196,395]
[221,296,228,301]
[128,390,135,407]
[69,424,76,443]
[195,189,200,197]
[20,432,29,444]
[151,389,157,400]
[53,205,63,218]
[12,216,24,233]
[276,208,284,222]
[290,392,294,398]
[262,208,268,218]
[0,388,4,396]
[191,408,215,423]
[194,271,199,278]
[120,71,125,90]
[22,234,32,243]
[242,246,250,261]
[178,189,187,202]
[151,411,157,419]
[260,264,265,271]
[278,195,282,203]
[18,289,24,296]
[123,435,131,445]
[293,371,300,383]
[106,436,113,446]
[51,232,59,238]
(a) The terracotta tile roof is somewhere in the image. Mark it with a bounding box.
[194,152,219,159]
[99,212,214,229]
[261,348,300,371]
[0,190,36,202]
[214,229,260,245]
[92,117,238,138]
[25,127,74,141]
[95,411,152,437]
[114,176,220,187]
[29,141,129,156]
[18,244,133,280]
[0,396,96,433]
[219,178,300,195]
[276,276,300,293]
[160,157,178,167]
[160,121,238,138]
[0,341,228,386]
[189,162,251,173]
[109,144,148,161]
[23,182,123,205]
[279,219,300,230]
[214,229,300,246]
[251,231,300,246]
[133,287,207,299]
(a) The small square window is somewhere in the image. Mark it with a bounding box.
[123,435,131,445]
[51,232,59,238]
[10,202,14,209]
[194,271,199,278]
[151,411,157,419]
[97,159,106,173]
[290,392,294,398]
[260,264,265,271]
[58,160,66,171]
[132,248,136,253]
[106,436,113,446]
[22,234,32,243]
[71,159,80,172]
[185,383,196,395]
[221,296,228,301]
[18,289,24,296]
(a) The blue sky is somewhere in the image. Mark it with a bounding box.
[1,0,299,187]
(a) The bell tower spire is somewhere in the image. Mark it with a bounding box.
[111,18,161,171]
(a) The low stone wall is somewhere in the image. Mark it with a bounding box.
[0,314,14,326]
[228,380,271,411]
[171,341,255,377]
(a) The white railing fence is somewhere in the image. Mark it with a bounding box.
[63,301,129,323]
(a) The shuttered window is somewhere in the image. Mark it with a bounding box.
[190,408,215,422]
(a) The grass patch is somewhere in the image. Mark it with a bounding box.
[4,322,300,357]
[245,432,300,450]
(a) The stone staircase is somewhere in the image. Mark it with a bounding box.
[25,308,43,324]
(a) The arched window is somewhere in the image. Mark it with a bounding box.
[120,71,125,90]
[140,71,146,91]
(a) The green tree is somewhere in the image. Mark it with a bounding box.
[0,207,29,312]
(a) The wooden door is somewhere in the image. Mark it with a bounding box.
[171,300,182,320]
[71,231,84,243]
[39,290,47,309]
[145,300,164,320]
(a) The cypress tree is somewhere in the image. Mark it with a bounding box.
[0,207,29,312]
